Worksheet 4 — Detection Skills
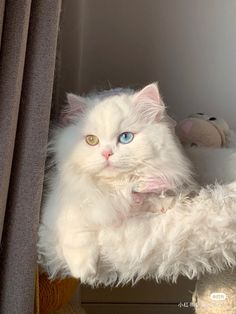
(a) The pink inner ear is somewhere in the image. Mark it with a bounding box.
[179,119,193,134]
[59,93,85,125]
[67,93,85,113]
[135,83,161,105]
[134,83,164,122]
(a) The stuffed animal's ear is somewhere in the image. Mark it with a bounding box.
[133,83,165,122]
[178,119,193,134]
[60,93,86,125]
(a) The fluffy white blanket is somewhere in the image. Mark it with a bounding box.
[93,182,236,286]
[39,181,236,286]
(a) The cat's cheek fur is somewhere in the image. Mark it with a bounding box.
[66,140,107,175]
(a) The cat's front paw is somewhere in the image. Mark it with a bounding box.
[70,260,97,282]
[63,248,98,282]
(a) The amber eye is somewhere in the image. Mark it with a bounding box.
[85,135,99,146]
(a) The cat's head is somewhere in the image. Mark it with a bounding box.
[55,83,191,186]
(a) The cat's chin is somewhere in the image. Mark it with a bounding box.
[96,163,128,178]
[98,167,120,178]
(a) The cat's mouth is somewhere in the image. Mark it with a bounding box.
[103,160,133,172]
[98,161,132,178]
[104,160,114,169]
[101,160,122,173]
[102,161,130,174]
[97,161,119,178]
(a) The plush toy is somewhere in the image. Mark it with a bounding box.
[175,113,230,148]
[176,113,236,314]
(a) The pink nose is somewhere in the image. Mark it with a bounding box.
[102,149,113,160]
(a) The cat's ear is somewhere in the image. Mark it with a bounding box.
[59,93,86,125]
[133,83,165,122]
[67,93,86,111]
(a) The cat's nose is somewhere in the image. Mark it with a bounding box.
[102,149,113,160]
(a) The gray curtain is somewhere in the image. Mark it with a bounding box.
[0,1,61,313]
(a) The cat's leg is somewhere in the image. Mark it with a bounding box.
[62,229,99,281]
[61,196,118,280]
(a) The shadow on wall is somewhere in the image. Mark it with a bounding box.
[58,0,236,128]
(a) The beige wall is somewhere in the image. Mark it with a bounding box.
[60,0,236,127]
[59,1,235,310]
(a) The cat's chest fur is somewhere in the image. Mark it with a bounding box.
[99,174,135,194]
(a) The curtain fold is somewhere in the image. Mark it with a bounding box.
[0,0,5,50]
[0,0,32,242]
[0,1,61,313]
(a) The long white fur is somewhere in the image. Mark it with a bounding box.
[38,181,236,286]
[38,84,236,286]
[97,182,236,286]
[38,84,195,282]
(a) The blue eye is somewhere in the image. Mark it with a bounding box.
[119,132,134,144]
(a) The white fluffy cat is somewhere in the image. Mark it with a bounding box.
[38,83,195,281]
